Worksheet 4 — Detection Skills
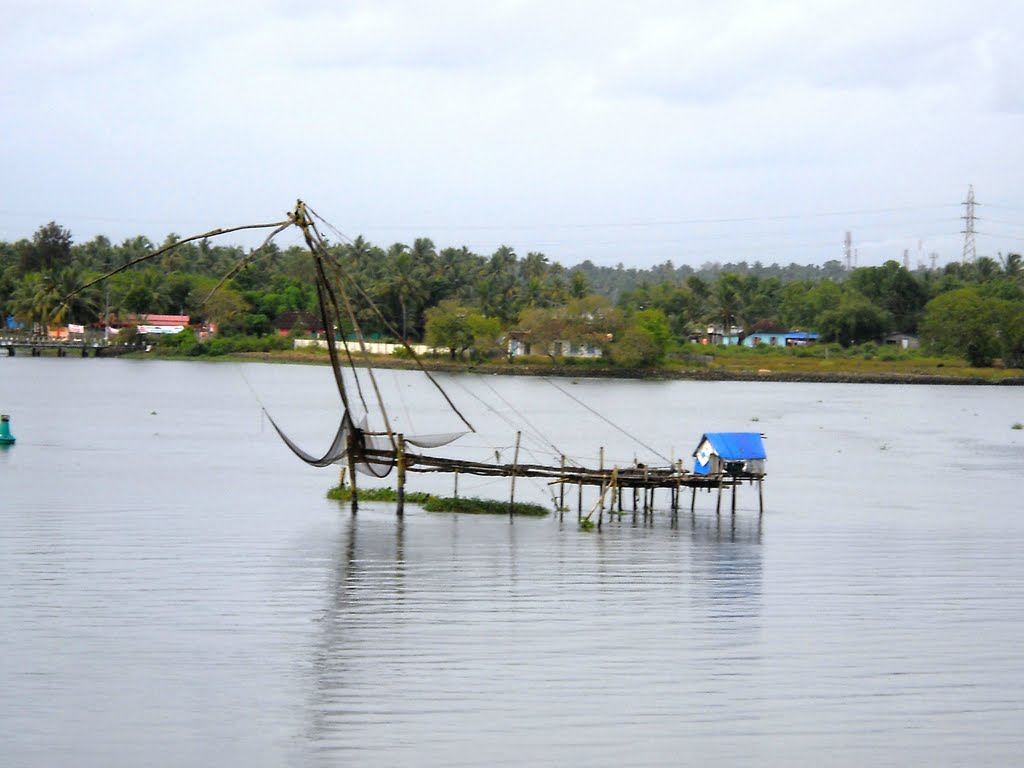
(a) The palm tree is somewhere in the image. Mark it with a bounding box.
[385,244,427,340]
[8,266,98,332]
[999,252,1022,282]
[712,272,744,342]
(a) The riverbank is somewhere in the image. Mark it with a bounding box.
[202,347,1024,385]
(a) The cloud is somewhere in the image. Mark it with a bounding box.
[1,1,1022,266]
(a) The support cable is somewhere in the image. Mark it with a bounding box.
[479,378,569,464]
[61,218,295,305]
[543,377,671,463]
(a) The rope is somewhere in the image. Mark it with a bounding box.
[479,378,572,464]
[61,218,295,305]
[543,377,672,463]
[448,378,565,462]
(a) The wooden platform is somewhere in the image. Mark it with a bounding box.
[359,442,765,521]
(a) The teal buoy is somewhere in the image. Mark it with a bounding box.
[0,414,15,445]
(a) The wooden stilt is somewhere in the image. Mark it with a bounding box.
[347,428,359,516]
[559,455,566,512]
[577,481,583,520]
[690,485,697,513]
[599,447,605,512]
[509,430,521,521]
[454,470,459,498]
[758,478,764,515]
[731,479,737,514]
[673,461,682,512]
[715,479,723,515]
[396,433,406,517]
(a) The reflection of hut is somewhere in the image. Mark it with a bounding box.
[693,432,766,477]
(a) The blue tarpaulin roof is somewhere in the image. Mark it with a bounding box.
[693,432,766,460]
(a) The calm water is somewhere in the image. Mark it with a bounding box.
[2,357,1023,767]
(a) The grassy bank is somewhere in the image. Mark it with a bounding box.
[132,339,1024,384]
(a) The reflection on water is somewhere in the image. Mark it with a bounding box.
[304,508,763,766]
[3,359,1024,767]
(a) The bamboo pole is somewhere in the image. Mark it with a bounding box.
[396,433,406,517]
[599,447,605,512]
[347,428,359,516]
[509,430,521,521]
[731,478,737,513]
[673,460,682,511]
[559,455,566,513]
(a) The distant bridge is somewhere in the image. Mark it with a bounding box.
[0,337,119,357]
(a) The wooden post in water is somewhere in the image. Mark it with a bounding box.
[690,485,697,513]
[559,455,566,513]
[509,430,521,521]
[642,465,650,513]
[673,461,682,512]
[715,478,723,515]
[758,477,764,515]
[599,447,605,512]
[396,433,406,517]
[577,480,583,521]
[731,478,737,514]
[347,426,359,515]
[453,470,459,498]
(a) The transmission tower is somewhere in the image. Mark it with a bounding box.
[844,231,853,270]
[961,184,978,263]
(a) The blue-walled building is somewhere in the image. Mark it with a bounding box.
[693,432,767,476]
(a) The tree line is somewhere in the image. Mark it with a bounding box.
[1,222,1022,368]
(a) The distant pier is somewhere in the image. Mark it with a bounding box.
[0,338,113,357]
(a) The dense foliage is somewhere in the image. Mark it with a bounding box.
[1,222,1022,368]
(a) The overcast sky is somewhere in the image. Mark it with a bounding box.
[3,1,1023,269]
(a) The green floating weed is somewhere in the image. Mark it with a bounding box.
[423,496,549,516]
[1013,423,1023,430]
[327,486,430,503]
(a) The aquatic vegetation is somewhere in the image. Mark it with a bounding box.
[326,486,548,516]
[423,496,549,516]
[326,486,430,503]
